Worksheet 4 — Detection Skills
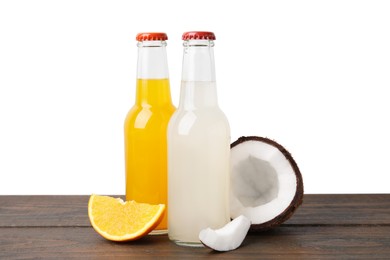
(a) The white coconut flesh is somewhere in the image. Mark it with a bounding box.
[230,140,297,225]
[199,215,251,252]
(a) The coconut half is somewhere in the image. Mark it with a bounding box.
[230,136,303,231]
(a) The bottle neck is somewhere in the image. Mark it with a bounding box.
[136,79,172,107]
[136,41,172,107]
[137,40,169,79]
[181,39,216,82]
[180,40,218,109]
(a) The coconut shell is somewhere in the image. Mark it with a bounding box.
[231,136,304,232]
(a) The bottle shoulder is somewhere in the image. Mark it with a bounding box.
[171,107,228,120]
[168,108,230,135]
[125,105,176,129]
[126,104,175,116]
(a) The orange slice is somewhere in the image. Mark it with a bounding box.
[88,194,165,241]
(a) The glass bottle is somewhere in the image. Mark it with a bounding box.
[124,32,175,234]
[168,31,230,246]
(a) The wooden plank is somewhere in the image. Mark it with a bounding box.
[1,194,390,227]
[0,226,389,258]
[285,194,390,225]
[0,195,92,227]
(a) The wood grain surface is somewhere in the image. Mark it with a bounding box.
[1,194,389,258]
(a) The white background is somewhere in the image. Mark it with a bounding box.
[1,0,389,195]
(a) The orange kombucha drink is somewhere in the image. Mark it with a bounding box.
[124,33,175,234]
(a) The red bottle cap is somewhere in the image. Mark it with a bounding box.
[136,32,168,41]
[182,31,216,40]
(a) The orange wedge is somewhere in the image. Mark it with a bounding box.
[88,194,165,241]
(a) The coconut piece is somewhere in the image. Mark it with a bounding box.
[199,215,251,251]
[230,136,303,231]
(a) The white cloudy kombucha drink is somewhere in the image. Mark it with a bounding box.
[168,32,230,247]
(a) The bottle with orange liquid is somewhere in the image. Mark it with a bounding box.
[124,32,175,234]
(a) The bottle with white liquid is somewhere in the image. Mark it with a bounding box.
[168,31,230,247]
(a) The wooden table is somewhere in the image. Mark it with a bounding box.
[1,194,389,259]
